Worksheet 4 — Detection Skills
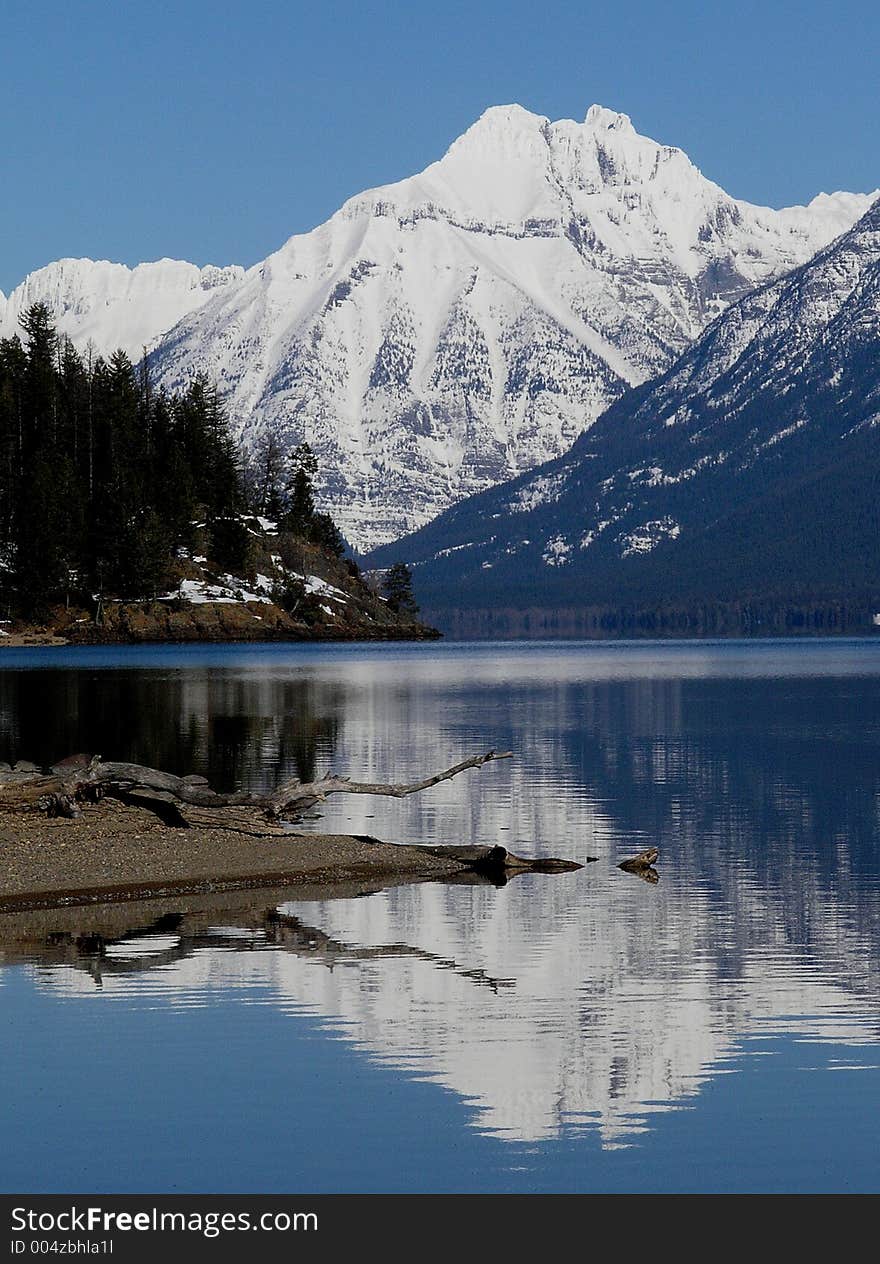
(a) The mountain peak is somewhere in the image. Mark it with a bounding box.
[378,178,880,612]
[0,257,244,360]
[809,189,880,224]
[584,103,635,133]
[443,104,549,158]
[472,103,545,128]
[450,102,640,153]
[7,106,876,557]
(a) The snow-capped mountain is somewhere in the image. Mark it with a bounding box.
[0,258,244,361]
[2,106,874,551]
[146,105,873,551]
[368,195,880,613]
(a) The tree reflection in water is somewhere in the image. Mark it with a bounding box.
[0,669,343,792]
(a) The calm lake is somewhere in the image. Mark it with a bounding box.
[1,640,879,1193]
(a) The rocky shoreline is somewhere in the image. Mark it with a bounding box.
[0,521,440,647]
[0,597,439,647]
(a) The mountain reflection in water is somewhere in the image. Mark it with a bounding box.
[1,641,879,1178]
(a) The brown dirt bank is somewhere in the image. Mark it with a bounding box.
[0,598,439,646]
[0,799,481,914]
[0,631,68,647]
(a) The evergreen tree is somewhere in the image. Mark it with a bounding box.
[15,453,82,614]
[277,441,346,555]
[249,432,287,521]
[209,515,252,575]
[0,336,27,558]
[282,442,318,536]
[19,302,57,454]
[382,562,419,616]
[309,511,346,557]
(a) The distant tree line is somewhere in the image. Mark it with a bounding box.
[0,304,347,617]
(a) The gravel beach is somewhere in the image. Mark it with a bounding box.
[0,798,469,913]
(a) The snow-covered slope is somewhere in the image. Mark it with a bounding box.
[0,258,244,360]
[3,105,874,551]
[369,195,880,611]
[148,104,873,550]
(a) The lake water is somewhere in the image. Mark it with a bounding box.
[1,640,879,1193]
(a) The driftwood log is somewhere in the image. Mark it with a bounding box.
[0,750,515,825]
[617,847,660,884]
[0,751,585,883]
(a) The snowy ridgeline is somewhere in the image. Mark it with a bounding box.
[2,104,875,553]
[0,259,244,360]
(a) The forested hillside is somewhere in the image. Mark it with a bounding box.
[0,304,433,642]
[0,303,246,614]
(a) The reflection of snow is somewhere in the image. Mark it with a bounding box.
[103,934,181,959]
[22,642,880,1147]
[37,862,880,1147]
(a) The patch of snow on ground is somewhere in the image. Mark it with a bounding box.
[542,536,572,566]
[164,577,274,605]
[304,575,348,602]
[579,519,611,550]
[759,418,807,449]
[432,542,480,559]
[842,411,880,437]
[619,517,681,558]
[511,473,567,513]
[629,459,719,487]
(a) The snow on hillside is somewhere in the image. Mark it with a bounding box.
[148,105,874,550]
[0,258,244,361]
[369,195,880,609]
[2,105,874,551]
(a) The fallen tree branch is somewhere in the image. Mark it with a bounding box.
[264,749,513,818]
[0,750,514,824]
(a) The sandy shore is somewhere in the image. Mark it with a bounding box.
[0,799,478,914]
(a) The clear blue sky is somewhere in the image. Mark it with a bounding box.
[2,0,878,292]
